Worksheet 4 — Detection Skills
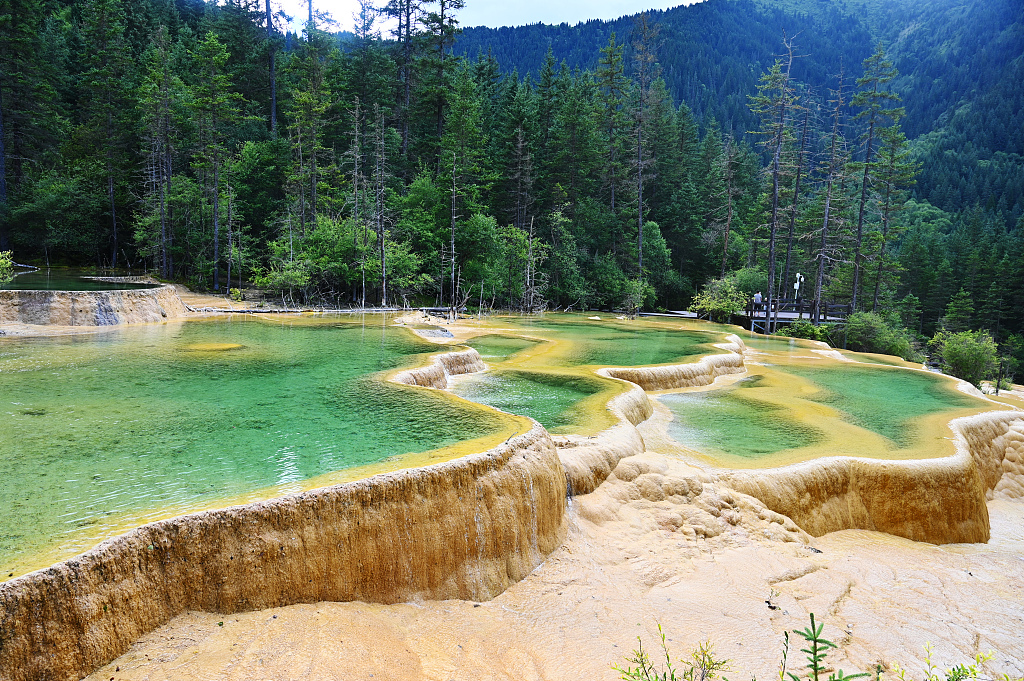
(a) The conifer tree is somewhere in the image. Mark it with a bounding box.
[418,0,465,166]
[81,0,134,267]
[383,0,422,162]
[781,106,811,296]
[851,43,903,311]
[190,31,243,290]
[631,12,661,276]
[138,26,184,277]
[812,69,850,324]
[748,38,797,330]
[870,121,918,310]
[596,33,627,218]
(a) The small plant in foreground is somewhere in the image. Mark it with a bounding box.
[787,613,868,681]
[616,616,1024,681]
[0,251,14,283]
[614,623,730,681]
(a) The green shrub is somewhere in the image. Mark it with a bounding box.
[731,267,768,297]
[775,320,833,344]
[0,251,14,283]
[690,277,748,323]
[928,330,997,388]
[615,615,1019,681]
[844,312,919,361]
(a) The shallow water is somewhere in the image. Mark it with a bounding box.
[660,358,988,464]
[1,268,159,290]
[781,363,981,446]
[661,376,823,459]
[0,316,509,576]
[512,315,719,367]
[464,334,540,362]
[450,369,608,433]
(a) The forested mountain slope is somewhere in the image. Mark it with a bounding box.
[455,0,1024,226]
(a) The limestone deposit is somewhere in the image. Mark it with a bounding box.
[3,314,1024,681]
[0,423,567,681]
[393,348,488,389]
[0,284,187,326]
[599,336,746,391]
[79,452,1024,681]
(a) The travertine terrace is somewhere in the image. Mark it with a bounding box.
[0,314,1022,681]
[0,284,187,326]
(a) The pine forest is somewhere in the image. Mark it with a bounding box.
[1,0,1022,374]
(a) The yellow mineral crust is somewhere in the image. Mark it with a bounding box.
[0,284,187,326]
[0,422,568,681]
[3,313,1024,681]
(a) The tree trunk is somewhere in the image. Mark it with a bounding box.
[767,48,794,333]
[226,188,233,293]
[267,0,277,134]
[450,154,457,318]
[852,115,876,312]
[165,149,174,277]
[637,124,643,274]
[401,1,412,161]
[0,79,9,250]
[213,160,220,291]
[108,172,117,267]
[782,109,810,296]
[872,184,893,311]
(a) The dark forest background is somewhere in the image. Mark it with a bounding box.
[0,0,1022,371]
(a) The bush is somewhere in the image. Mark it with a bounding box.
[844,312,919,361]
[775,320,834,344]
[928,330,997,388]
[0,251,14,283]
[731,267,767,297]
[690,277,748,323]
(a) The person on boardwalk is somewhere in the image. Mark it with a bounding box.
[753,291,763,313]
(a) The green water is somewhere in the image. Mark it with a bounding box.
[0,317,505,573]
[1,268,158,290]
[450,370,605,433]
[661,378,823,459]
[516,316,718,366]
[782,364,980,446]
[464,334,540,362]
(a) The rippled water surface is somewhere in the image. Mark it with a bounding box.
[0,317,507,575]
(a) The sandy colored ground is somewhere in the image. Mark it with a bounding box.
[84,449,1024,681]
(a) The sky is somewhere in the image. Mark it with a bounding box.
[275,0,705,34]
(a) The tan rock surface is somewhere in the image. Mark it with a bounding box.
[82,452,1024,681]
[0,285,187,327]
[0,424,567,681]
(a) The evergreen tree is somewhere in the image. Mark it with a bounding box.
[596,33,627,219]
[942,288,974,332]
[748,39,798,329]
[81,0,135,266]
[190,31,243,290]
[850,43,903,311]
[870,121,919,310]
